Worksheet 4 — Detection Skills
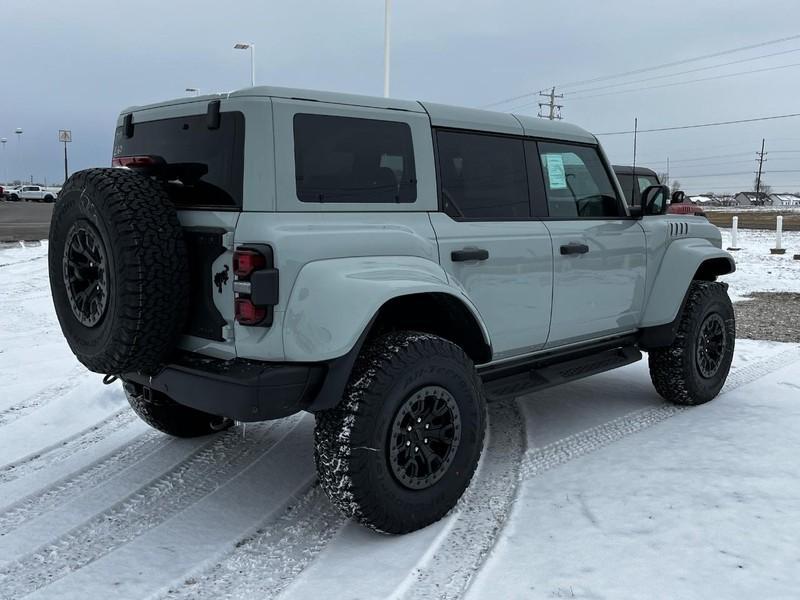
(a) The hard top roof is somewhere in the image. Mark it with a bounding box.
[123,85,597,144]
[612,165,659,177]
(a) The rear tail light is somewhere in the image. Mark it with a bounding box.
[233,245,278,327]
[235,298,266,326]
[112,155,163,168]
[233,249,267,278]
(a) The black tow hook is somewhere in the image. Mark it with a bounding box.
[102,374,119,385]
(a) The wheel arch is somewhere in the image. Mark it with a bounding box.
[282,256,492,363]
[641,239,735,329]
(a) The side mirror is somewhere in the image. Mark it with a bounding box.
[641,184,670,216]
[671,190,686,204]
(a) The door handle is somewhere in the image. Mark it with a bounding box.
[560,242,589,255]
[451,248,490,262]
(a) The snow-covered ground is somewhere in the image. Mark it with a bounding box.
[0,238,799,600]
[718,228,800,301]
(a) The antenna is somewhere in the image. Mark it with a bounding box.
[631,117,638,205]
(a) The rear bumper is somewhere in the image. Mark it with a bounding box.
[123,353,326,422]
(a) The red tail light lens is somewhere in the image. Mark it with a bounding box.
[235,298,266,325]
[112,155,161,168]
[233,249,267,278]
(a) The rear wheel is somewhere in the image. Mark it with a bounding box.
[649,281,735,405]
[314,331,486,534]
[123,380,233,438]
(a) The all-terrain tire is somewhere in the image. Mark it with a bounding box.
[123,381,232,438]
[48,168,189,375]
[314,331,487,534]
[649,281,735,405]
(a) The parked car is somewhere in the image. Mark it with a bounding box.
[613,165,705,216]
[4,186,22,200]
[10,185,58,202]
[48,86,736,535]
[0,185,4,199]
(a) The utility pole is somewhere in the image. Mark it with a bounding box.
[754,138,766,205]
[538,87,563,120]
[666,156,670,186]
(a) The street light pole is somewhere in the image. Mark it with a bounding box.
[0,138,7,185]
[383,0,391,98]
[14,128,23,185]
[234,42,256,87]
[59,130,72,183]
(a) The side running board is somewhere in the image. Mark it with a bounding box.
[480,343,642,402]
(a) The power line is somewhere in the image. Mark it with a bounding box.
[564,46,800,96]
[568,61,800,101]
[653,152,754,164]
[665,157,800,169]
[553,32,800,90]
[596,112,800,136]
[480,33,800,110]
[672,169,800,179]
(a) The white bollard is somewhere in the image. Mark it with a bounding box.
[770,215,786,255]
[727,216,740,251]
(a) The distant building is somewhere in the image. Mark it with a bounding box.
[689,195,720,206]
[768,193,800,206]
[733,192,769,206]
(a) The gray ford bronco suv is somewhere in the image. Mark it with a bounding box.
[48,86,735,534]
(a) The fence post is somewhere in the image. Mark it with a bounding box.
[727,216,740,251]
[770,215,786,255]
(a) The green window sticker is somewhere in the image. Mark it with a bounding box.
[545,154,567,189]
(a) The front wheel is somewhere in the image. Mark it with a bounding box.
[314,331,486,534]
[649,281,735,405]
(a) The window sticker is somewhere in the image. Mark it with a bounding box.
[545,154,567,189]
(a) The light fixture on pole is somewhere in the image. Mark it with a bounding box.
[234,42,256,87]
[185,87,200,97]
[59,130,72,183]
[383,0,391,98]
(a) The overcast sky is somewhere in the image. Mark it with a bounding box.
[2,0,800,193]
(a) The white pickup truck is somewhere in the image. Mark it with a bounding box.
[7,185,60,202]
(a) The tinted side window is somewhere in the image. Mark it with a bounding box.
[615,173,636,205]
[293,113,416,203]
[637,175,659,191]
[437,131,529,219]
[539,143,622,218]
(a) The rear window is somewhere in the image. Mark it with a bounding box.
[113,111,245,209]
[293,113,417,203]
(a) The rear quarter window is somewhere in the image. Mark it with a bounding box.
[293,113,417,204]
[113,111,245,209]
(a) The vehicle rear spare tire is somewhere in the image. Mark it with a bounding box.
[48,168,189,375]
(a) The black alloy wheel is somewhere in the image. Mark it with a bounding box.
[388,385,462,490]
[62,222,109,328]
[695,313,727,378]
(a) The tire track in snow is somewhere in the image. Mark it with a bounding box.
[164,486,345,600]
[400,345,800,600]
[519,346,800,485]
[0,409,137,486]
[0,429,171,534]
[0,366,88,428]
[398,398,526,600]
[0,419,297,599]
